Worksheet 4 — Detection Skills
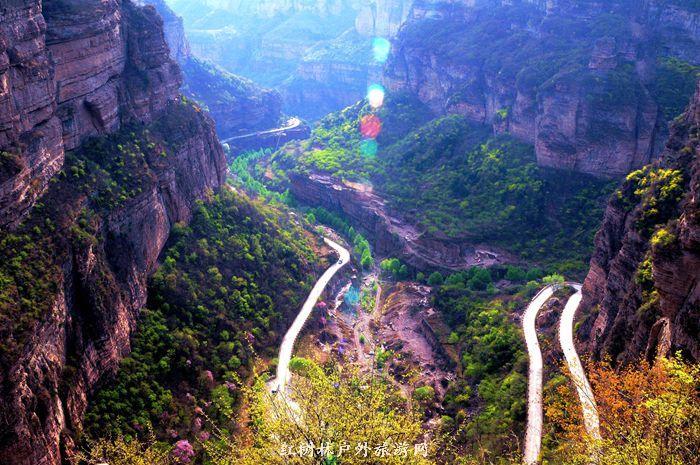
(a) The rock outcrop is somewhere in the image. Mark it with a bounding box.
[138,0,190,61]
[0,0,182,228]
[180,57,282,138]
[355,0,414,37]
[0,102,226,465]
[0,0,63,228]
[141,0,283,138]
[289,172,504,271]
[579,82,700,364]
[384,0,700,178]
[0,1,227,464]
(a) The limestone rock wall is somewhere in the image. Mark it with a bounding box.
[0,2,227,464]
[0,0,182,228]
[580,83,700,364]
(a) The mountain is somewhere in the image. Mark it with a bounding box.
[579,81,700,364]
[385,0,700,177]
[0,1,226,463]
[165,0,405,119]
[140,0,283,138]
[0,0,182,227]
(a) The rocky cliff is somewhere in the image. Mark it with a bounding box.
[0,1,226,464]
[141,0,283,138]
[289,172,504,271]
[579,82,700,364]
[355,0,414,37]
[0,0,182,228]
[385,0,700,178]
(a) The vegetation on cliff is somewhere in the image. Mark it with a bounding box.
[579,84,699,363]
[79,362,434,465]
[260,94,614,274]
[180,56,282,138]
[0,100,211,366]
[83,188,321,443]
[544,356,700,465]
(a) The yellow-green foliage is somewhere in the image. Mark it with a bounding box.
[84,189,319,441]
[651,227,677,251]
[623,167,686,234]
[546,356,700,465]
[206,363,434,465]
[72,436,174,465]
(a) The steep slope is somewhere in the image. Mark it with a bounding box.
[141,0,283,138]
[82,189,321,448]
[580,82,700,364]
[385,0,700,177]
[0,1,226,464]
[180,57,282,138]
[166,0,405,119]
[0,0,181,227]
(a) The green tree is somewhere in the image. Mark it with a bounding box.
[427,272,445,286]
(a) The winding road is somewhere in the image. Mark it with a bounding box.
[559,285,602,445]
[221,117,302,145]
[270,236,599,463]
[523,283,601,465]
[273,238,350,392]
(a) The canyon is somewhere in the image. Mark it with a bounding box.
[385,0,700,177]
[141,0,283,138]
[0,1,226,464]
[0,0,698,464]
[167,0,700,178]
[166,0,412,119]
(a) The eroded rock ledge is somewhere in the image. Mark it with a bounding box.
[0,1,227,463]
[289,172,505,271]
[580,83,700,364]
[0,0,181,228]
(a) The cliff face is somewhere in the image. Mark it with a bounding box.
[280,28,382,120]
[580,83,700,364]
[141,0,283,138]
[0,0,63,228]
[0,1,227,464]
[355,0,414,37]
[289,172,504,271]
[0,0,181,227]
[385,0,700,178]
[139,0,190,61]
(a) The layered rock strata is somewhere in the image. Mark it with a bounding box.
[0,1,227,463]
[580,83,700,363]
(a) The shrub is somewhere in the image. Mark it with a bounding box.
[427,272,445,286]
[414,385,436,403]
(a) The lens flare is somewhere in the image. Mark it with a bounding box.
[372,37,391,63]
[360,139,378,158]
[360,114,382,139]
[367,84,385,109]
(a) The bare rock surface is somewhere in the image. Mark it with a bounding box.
[580,82,700,363]
[0,2,227,464]
[385,0,700,178]
[289,172,506,271]
[0,0,183,228]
